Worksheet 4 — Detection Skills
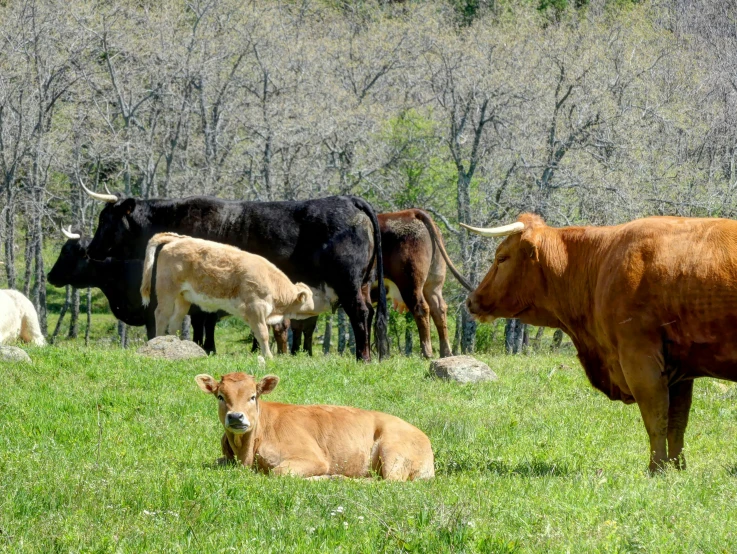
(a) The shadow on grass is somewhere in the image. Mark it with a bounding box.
[439,458,571,477]
[724,464,737,477]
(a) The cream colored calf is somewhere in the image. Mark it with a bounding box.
[141,233,318,358]
[196,373,435,481]
[0,289,45,346]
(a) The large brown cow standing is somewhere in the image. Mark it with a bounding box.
[464,213,737,472]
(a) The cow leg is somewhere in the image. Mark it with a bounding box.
[424,283,452,358]
[667,380,694,470]
[246,312,272,359]
[302,317,318,356]
[342,288,372,362]
[191,312,205,346]
[218,433,236,465]
[202,312,218,354]
[363,284,374,356]
[145,310,156,340]
[168,296,191,338]
[271,457,330,478]
[155,300,174,336]
[620,346,669,472]
[273,321,288,355]
[401,286,432,359]
[291,323,303,355]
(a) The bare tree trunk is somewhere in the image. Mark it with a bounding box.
[323,314,332,355]
[50,285,72,344]
[118,320,127,348]
[505,318,526,354]
[23,230,33,297]
[85,287,92,346]
[404,311,413,356]
[68,288,80,338]
[460,309,476,354]
[337,307,347,354]
[348,320,356,357]
[518,323,528,354]
[551,329,564,351]
[31,221,47,335]
[181,315,191,340]
[452,309,462,355]
[3,194,16,289]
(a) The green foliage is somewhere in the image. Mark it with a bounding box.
[378,109,455,212]
[2,343,737,551]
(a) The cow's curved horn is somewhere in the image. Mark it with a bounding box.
[61,225,81,240]
[80,178,117,203]
[460,221,525,238]
[104,183,113,195]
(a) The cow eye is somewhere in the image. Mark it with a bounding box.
[217,394,224,402]
[250,394,257,402]
[496,256,508,264]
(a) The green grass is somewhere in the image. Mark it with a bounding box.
[2,334,737,552]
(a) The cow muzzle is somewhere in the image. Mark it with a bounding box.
[466,294,496,323]
[225,412,250,434]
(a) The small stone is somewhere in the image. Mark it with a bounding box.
[0,346,32,364]
[136,335,207,360]
[429,355,498,384]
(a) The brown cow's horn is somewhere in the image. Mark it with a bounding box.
[460,221,525,237]
[80,178,117,203]
[61,225,81,240]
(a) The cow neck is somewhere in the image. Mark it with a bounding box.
[541,226,612,340]
[227,400,266,468]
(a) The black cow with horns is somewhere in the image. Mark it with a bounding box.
[47,226,225,353]
[81,183,389,361]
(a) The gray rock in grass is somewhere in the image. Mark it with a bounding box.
[0,346,32,364]
[429,355,498,384]
[136,335,207,360]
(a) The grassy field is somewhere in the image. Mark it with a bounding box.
[2,324,737,553]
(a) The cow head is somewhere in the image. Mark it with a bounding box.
[195,372,279,435]
[285,283,318,318]
[48,225,93,288]
[80,180,138,260]
[464,214,561,327]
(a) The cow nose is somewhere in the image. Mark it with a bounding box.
[466,296,475,312]
[225,412,249,429]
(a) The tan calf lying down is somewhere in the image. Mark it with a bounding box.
[141,233,317,358]
[195,372,435,480]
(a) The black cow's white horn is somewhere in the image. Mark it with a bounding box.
[460,221,525,238]
[80,178,117,203]
[61,225,81,240]
[104,183,113,195]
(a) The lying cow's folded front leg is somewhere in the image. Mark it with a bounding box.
[271,458,330,478]
[217,433,236,466]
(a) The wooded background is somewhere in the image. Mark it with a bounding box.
[1,0,735,353]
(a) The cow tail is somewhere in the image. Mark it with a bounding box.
[140,233,182,306]
[414,210,474,292]
[351,197,389,359]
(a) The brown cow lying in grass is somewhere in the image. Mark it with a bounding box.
[141,233,319,358]
[195,372,435,481]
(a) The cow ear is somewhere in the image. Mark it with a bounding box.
[195,374,219,395]
[257,375,279,397]
[298,291,308,303]
[520,231,540,262]
[117,198,136,215]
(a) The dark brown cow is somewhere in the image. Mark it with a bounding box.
[378,209,472,358]
[464,213,737,472]
[262,209,472,358]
